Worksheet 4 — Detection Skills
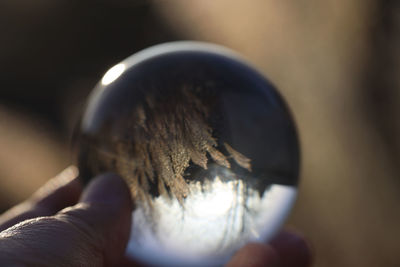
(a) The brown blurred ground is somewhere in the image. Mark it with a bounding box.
[0,1,399,266]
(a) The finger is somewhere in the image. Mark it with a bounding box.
[55,173,134,266]
[0,166,82,232]
[33,166,82,209]
[0,173,133,267]
[225,230,312,267]
[226,243,279,267]
[117,257,147,267]
[269,230,312,267]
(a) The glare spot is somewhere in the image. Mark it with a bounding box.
[101,64,126,85]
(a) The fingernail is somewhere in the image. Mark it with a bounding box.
[80,173,132,207]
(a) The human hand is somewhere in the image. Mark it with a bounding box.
[0,167,132,266]
[0,167,311,267]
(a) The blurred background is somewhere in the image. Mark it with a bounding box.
[0,0,399,266]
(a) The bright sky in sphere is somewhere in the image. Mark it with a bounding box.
[126,177,297,267]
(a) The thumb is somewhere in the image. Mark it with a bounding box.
[0,173,133,267]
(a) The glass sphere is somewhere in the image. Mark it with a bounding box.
[77,42,299,267]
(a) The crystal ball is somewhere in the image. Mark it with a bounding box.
[77,42,299,266]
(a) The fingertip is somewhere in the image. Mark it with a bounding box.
[34,166,81,198]
[270,230,313,267]
[80,173,133,209]
[226,243,278,267]
[35,166,83,211]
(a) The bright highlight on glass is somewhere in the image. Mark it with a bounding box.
[101,63,126,85]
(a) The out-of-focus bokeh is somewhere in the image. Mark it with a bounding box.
[0,1,399,266]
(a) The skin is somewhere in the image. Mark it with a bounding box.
[0,166,312,267]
